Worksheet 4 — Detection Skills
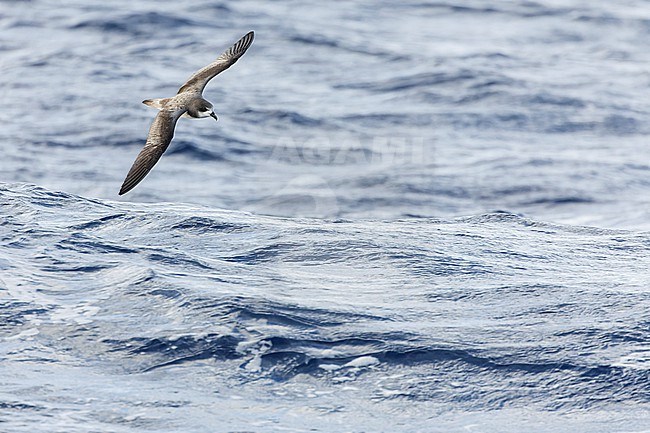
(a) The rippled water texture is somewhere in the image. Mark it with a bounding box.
[1,1,650,432]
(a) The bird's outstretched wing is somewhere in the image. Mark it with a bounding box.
[177,31,254,95]
[119,108,186,195]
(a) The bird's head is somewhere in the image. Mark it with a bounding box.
[188,99,218,121]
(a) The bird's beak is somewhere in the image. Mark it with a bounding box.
[210,112,218,122]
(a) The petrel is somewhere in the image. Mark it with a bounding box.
[119,31,254,195]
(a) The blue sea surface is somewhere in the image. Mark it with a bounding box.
[1,1,650,432]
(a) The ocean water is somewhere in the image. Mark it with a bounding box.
[1,0,650,432]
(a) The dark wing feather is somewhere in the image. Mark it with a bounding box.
[177,31,254,94]
[119,108,185,195]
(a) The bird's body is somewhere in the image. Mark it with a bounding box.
[119,31,254,195]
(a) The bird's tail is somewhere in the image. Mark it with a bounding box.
[142,98,170,110]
